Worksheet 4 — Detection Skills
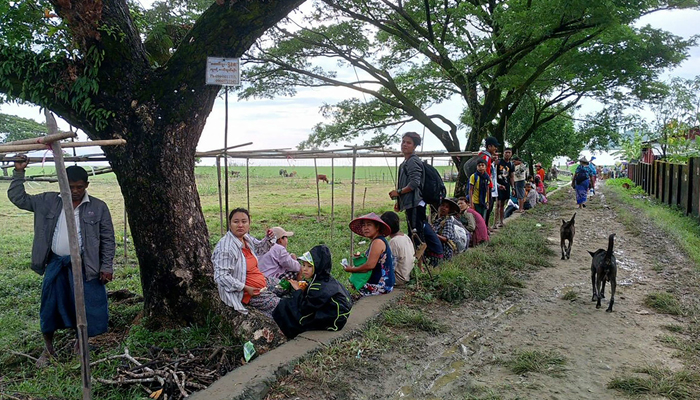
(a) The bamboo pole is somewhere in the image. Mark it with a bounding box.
[123,209,128,261]
[224,88,229,220]
[196,141,253,156]
[350,146,357,258]
[0,131,76,147]
[216,156,225,236]
[45,110,92,400]
[0,139,126,154]
[331,158,335,241]
[362,187,367,210]
[314,158,321,222]
[246,158,250,211]
[0,175,58,182]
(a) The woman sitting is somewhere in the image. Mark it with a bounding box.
[431,198,461,262]
[273,245,353,339]
[534,176,548,204]
[457,197,489,246]
[258,226,301,281]
[344,213,395,296]
[524,182,538,210]
[212,208,280,318]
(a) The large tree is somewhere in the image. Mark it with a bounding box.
[240,0,696,195]
[0,0,306,331]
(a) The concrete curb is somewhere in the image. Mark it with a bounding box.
[191,289,404,400]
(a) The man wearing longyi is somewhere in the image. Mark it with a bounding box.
[8,156,115,367]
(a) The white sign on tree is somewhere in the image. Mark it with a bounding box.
[206,57,240,86]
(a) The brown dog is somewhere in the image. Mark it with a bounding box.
[589,234,617,312]
[560,213,575,260]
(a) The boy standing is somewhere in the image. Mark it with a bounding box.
[468,159,491,220]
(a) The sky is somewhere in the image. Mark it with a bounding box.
[1,4,699,168]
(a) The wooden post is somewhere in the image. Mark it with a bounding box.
[246,158,250,211]
[331,158,335,241]
[46,111,92,400]
[123,208,128,260]
[362,187,367,210]
[314,158,321,221]
[224,88,229,221]
[216,156,224,236]
[350,147,358,258]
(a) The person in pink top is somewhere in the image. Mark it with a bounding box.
[258,226,301,281]
[457,197,489,246]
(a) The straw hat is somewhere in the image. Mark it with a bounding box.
[578,156,589,164]
[441,198,461,215]
[349,212,391,237]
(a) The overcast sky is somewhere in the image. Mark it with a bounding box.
[1,5,698,167]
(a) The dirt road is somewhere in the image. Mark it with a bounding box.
[268,183,695,400]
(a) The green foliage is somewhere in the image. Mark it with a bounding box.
[502,350,567,375]
[608,366,700,400]
[0,113,47,143]
[383,306,448,333]
[612,129,646,162]
[644,292,683,315]
[242,0,695,155]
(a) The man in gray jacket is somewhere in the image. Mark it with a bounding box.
[388,132,425,243]
[8,157,115,366]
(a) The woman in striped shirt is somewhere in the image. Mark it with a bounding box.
[212,208,280,317]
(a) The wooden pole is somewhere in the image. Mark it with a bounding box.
[216,156,225,236]
[224,88,230,220]
[350,146,357,258]
[246,158,250,211]
[0,131,76,147]
[0,139,126,154]
[45,111,92,400]
[362,187,367,210]
[123,208,128,261]
[331,158,335,241]
[314,158,321,221]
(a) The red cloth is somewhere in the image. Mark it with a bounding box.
[537,168,545,183]
[467,208,489,245]
[241,245,267,304]
[479,151,495,189]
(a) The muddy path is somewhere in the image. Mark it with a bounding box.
[267,183,695,400]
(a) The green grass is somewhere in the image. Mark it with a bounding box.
[502,350,566,375]
[606,178,700,269]
[645,292,683,316]
[421,214,553,304]
[383,305,448,333]
[561,289,578,301]
[608,366,700,400]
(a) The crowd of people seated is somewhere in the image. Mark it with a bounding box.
[211,131,551,338]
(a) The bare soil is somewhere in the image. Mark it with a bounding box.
[265,182,698,400]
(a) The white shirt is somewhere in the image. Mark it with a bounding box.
[51,193,89,256]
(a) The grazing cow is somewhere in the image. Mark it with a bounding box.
[289,171,297,178]
[317,174,329,183]
[231,171,241,178]
[279,169,288,176]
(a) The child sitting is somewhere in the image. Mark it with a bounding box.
[380,211,415,286]
[272,245,353,339]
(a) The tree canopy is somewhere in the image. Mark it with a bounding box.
[241,0,697,162]
[0,113,47,143]
[0,0,306,334]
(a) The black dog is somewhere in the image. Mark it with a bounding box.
[589,234,617,312]
[560,213,576,260]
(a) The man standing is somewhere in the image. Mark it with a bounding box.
[512,156,527,213]
[495,148,515,228]
[8,158,115,366]
[389,132,426,244]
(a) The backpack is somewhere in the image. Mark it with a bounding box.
[452,219,468,253]
[421,160,446,208]
[462,154,483,181]
[575,169,588,184]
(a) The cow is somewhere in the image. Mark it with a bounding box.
[317,174,329,183]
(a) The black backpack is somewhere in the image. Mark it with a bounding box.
[421,160,446,208]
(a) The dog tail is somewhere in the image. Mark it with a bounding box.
[606,233,616,260]
[570,212,576,223]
